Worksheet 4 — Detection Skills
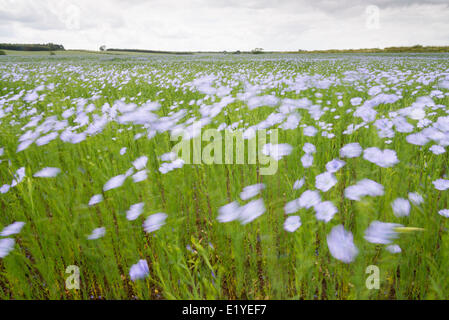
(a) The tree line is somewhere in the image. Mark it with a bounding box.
[294,45,449,54]
[0,43,65,51]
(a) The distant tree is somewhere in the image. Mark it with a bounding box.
[251,47,264,54]
[45,43,65,51]
[233,50,241,54]
[99,45,107,51]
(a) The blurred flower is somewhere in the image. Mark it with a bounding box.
[129,259,149,281]
[0,222,25,237]
[34,167,60,178]
[327,225,358,263]
[284,216,301,232]
[87,227,106,240]
[143,213,167,233]
[364,221,403,244]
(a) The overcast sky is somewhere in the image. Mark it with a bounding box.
[1,0,448,51]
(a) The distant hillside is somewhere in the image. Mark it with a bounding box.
[107,45,449,55]
[2,43,447,55]
[106,48,192,55]
[0,43,65,51]
[291,45,449,54]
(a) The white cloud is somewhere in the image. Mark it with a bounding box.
[0,0,448,51]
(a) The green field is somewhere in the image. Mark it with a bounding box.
[1,52,449,299]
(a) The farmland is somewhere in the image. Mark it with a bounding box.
[1,52,449,299]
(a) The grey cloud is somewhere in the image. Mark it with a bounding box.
[0,0,448,51]
[0,1,66,30]
[0,0,125,31]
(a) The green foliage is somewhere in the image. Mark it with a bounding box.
[0,53,448,299]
